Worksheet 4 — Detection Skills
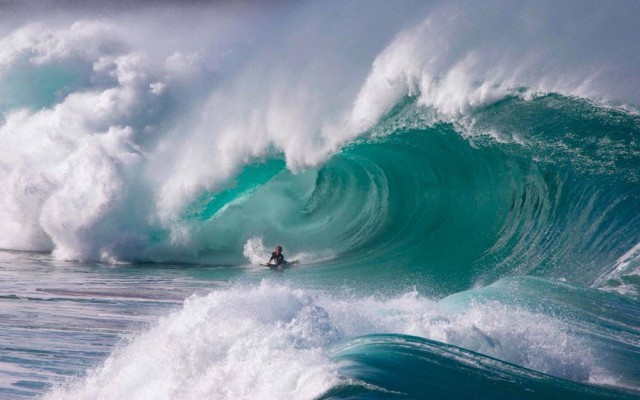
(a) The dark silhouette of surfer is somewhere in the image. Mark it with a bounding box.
[263,246,298,270]
[266,246,286,269]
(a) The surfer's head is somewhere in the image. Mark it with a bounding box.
[275,246,282,254]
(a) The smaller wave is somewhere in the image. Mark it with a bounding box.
[43,279,640,399]
[328,335,635,400]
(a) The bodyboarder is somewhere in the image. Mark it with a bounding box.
[266,246,286,269]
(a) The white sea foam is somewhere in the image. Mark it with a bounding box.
[44,281,624,400]
[323,290,599,383]
[43,283,342,400]
[242,237,270,265]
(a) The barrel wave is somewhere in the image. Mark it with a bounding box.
[1,1,640,399]
[195,95,640,296]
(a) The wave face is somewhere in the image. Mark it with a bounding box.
[1,1,640,399]
[176,94,640,296]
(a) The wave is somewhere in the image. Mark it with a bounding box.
[168,95,638,297]
[327,334,634,400]
[3,3,638,399]
[42,279,640,399]
[0,2,639,271]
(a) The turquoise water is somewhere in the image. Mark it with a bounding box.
[2,94,640,399]
[1,2,640,399]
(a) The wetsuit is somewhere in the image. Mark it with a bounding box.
[269,252,285,267]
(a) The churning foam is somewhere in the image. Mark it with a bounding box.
[43,283,341,400]
[44,281,613,399]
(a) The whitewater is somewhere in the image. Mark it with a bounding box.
[1,1,640,399]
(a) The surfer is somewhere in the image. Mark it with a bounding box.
[266,246,286,269]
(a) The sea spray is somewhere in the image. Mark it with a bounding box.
[43,283,341,400]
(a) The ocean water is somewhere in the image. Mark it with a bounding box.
[1,1,640,399]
